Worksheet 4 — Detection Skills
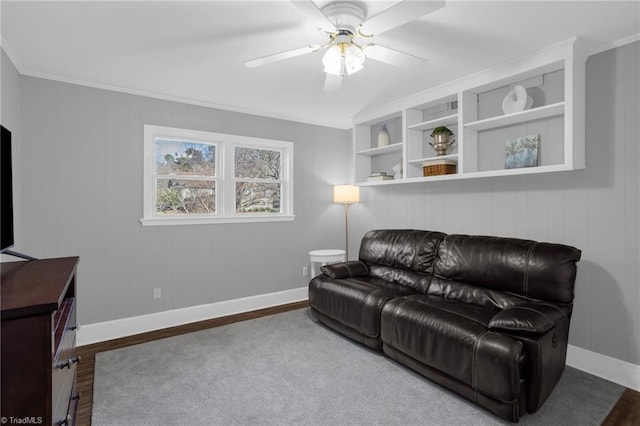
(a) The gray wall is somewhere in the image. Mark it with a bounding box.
[350,42,640,365]
[16,73,351,326]
[6,42,640,366]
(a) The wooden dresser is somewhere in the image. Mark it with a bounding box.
[1,257,80,426]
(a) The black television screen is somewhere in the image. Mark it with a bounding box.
[1,125,14,252]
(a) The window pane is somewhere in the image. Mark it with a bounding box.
[235,182,281,213]
[155,140,215,176]
[234,147,280,179]
[156,179,215,215]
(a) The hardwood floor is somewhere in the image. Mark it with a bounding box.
[76,302,639,426]
[603,389,640,426]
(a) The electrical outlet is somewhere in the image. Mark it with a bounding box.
[153,288,162,299]
[302,266,309,277]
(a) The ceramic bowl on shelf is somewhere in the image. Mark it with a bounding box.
[502,85,533,114]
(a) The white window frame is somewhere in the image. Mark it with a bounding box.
[141,125,294,226]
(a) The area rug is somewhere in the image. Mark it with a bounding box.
[92,308,623,425]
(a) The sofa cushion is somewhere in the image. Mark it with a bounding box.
[489,302,568,334]
[434,234,581,304]
[427,276,528,311]
[366,266,432,294]
[309,274,414,338]
[359,229,446,293]
[381,296,524,402]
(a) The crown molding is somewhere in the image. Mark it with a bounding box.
[1,37,25,73]
[0,39,351,130]
[610,32,640,50]
[587,32,640,56]
[2,32,638,131]
[20,69,352,129]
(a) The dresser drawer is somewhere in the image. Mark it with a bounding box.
[52,297,78,425]
[67,376,79,426]
[52,366,76,426]
[54,297,76,360]
[52,370,78,426]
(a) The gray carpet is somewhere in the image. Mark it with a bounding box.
[92,309,623,425]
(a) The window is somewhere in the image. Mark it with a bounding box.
[234,146,282,214]
[142,125,293,225]
[155,139,217,215]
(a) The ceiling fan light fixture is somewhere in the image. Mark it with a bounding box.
[344,43,365,75]
[322,45,344,76]
[247,0,440,90]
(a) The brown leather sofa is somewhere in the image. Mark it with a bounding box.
[308,229,581,422]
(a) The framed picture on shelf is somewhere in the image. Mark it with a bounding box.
[505,135,539,169]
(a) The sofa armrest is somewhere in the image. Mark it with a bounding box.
[320,261,369,279]
[489,302,567,334]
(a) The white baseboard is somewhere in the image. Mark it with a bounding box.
[566,344,640,391]
[78,292,640,393]
[76,287,308,347]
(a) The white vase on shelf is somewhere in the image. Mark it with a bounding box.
[377,124,390,147]
[502,85,533,114]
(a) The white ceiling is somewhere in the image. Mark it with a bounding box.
[1,1,639,129]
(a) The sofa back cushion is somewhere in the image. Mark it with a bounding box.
[359,229,446,293]
[433,234,581,304]
[426,276,527,311]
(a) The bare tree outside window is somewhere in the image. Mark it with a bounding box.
[234,147,282,213]
[155,140,216,215]
[157,179,215,214]
[143,125,293,225]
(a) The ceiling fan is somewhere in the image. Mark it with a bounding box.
[244,0,445,92]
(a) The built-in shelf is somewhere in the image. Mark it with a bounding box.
[356,142,403,156]
[358,164,576,186]
[362,178,402,186]
[461,164,575,179]
[353,38,586,186]
[407,113,458,131]
[464,102,565,131]
[408,154,459,165]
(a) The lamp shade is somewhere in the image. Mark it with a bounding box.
[333,185,360,204]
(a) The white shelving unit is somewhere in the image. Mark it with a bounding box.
[403,94,460,180]
[408,153,458,165]
[354,112,404,183]
[352,38,587,186]
[356,142,403,156]
[407,113,458,131]
[464,102,565,131]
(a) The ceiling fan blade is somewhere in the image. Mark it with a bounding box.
[359,0,445,36]
[290,0,337,32]
[244,45,320,68]
[364,44,428,69]
[323,73,342,92]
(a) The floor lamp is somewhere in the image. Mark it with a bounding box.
[333,185,360,259]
